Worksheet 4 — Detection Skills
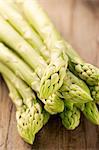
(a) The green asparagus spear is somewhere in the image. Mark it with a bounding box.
[0,42,40,92]
[65,42,99,86]
[58,70,93,104]
[0,0,49,61]
[22,0,68,99]
[60,101,80,130]
[0,63,49,144]
[3,74,48,144]
[3,75,23,108]
[61,100,99,126]
[43,93,64,115]
[90,84,99,103]
[0,62,36,107]
[82,102,99,125]
[0,43,64,114]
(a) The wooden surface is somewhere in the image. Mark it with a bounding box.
[0,0,99,149]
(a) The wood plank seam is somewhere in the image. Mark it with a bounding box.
[4,104,13,149]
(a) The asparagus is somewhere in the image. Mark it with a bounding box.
[0,42,92,107]
[0,16,47,78]
[0,63,49,144]
[0,43,64,114]
[82,102,99,125]
[60,101,80,130]
[90,84,99,103]
[18,0,96,125]
[0,0,88,113]
[65,43,99,86]
[16,4,92,105]
[0,39,92,114]
[3,76,34,143]
[61,100,99,126]
[21,0,99,87]
[0,15,92,112]
[0,42,40,92]
[43,94,64,115]
[3,75,23,108]
[58,70,93,104]
[3,76,35,143]
[0,17,65,113]
[0,62,38,107]
[13,1,97,125]
[14,0,99,106]
[15,0,92,104]
[0,0,49,61]
[21,0,68,99]
[18,0,99,103]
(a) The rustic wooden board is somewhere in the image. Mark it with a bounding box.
[0,0,99,149]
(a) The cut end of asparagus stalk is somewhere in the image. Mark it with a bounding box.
[60,106,80,130]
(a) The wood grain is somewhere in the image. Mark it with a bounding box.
[0,0,99,149]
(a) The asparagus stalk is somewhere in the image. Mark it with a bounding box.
[0,42,40,92]
[3,75,23,108]
[0,43,64,114]
[82,102,99,125]
[1,63,50,144]
[90,84,99,103]
[58,70,93,104]
[60,101,80,130]
[0,0,49,61]
[22,0,68,99]
[22,0,99,87]
[65,43,99,86]
[43,93,64,115]
[0,16,47,78]
[3,76,35,143]
[0,62,36,107]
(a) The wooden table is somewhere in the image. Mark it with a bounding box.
[0,0,99,149]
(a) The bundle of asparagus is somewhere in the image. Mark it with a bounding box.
[0,0,99,145]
